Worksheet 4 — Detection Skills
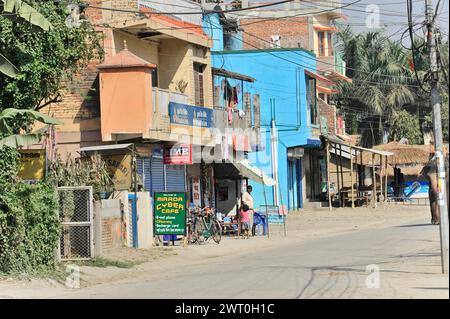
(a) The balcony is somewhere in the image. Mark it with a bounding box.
[151,88,188,135]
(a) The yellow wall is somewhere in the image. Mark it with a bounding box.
[113,31,159,66]
[312,15,333,57]
[112,33,213,108]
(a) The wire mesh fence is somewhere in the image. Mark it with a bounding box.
[58,187,94,260]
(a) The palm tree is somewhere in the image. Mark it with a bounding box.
[336,31,416,146]
[0,108,61,148]
[0,0,52,78]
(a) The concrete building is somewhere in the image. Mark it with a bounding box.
[204,10,329,211]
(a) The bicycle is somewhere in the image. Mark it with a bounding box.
[188,207,222,245]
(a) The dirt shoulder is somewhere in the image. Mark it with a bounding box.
[0,205,441,298]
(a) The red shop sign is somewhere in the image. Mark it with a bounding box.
[163,144,192,165]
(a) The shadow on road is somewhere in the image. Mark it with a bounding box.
[397,224,433,228]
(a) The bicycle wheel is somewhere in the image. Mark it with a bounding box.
[212,220,222,244]
[195,220,206,245]
[187,224,197,244]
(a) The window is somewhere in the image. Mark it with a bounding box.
[318,32,325,56]
[327,33,333,56]
[151,68,158,88]
[307,77,318,125]
[193,63,205,106]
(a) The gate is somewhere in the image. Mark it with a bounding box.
[58,186,94,260]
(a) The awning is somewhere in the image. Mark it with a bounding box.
[317,85,340,94]
[313,25,339,32]
[79,144,133,156]
[212,67,256,83]
[305,69,335,85]
[233,159,276,186]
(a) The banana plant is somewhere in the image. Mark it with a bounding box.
[0,108,62,148]
[0,0,53,78]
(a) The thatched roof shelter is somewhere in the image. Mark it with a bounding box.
[359,142,437,166]
[377,163,425,177]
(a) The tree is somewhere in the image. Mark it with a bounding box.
[0,108,61,148]
[0,0,103,121]
[389,110,422,144]
[0,0,53,77]
[335,29,433,146]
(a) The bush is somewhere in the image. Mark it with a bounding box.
[0,147,19,186]
[0,182,60,274]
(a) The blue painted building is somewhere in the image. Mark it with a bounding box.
[204,13,322,211]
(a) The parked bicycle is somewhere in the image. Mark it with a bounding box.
[187,206,222,245]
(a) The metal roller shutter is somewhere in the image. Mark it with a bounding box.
[137,157,152,192]
[151,156,165,194]
[165,165,186,193]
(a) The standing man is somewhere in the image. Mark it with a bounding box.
[242,185,255,236]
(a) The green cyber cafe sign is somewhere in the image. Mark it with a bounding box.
[154,192,187,236]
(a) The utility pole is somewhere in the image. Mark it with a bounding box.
[425,0,449,274]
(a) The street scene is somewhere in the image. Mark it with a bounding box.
[0,0,449,303]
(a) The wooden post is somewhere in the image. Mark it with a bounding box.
[384,156,388,203]
[379,154,383,205]
[372,153,376,208]
[350,146,354,208]
[326,142,332,211]
[360,151,364,186]
[335,144,340,207]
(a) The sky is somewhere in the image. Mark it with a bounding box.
[225,0,449,41]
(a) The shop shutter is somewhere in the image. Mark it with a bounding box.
[137,157,152,192]
[165,165,186,193]
[151,156,165,194]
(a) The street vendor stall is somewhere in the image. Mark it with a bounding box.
[321,135,393,209]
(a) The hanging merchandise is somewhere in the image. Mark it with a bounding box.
[238,109,246,118]
[223,80,233,107]
[228,106,233,124]
[232,87,238,105]
[235,84,241,97]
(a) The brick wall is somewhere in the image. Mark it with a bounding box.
[318,98,336,135]
[40,0,106,123]
[240,17,310,50]
[101,217,124,251]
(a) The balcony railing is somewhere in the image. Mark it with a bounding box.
[152,88,188,134]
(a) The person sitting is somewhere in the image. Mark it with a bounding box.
[240,204,251,239]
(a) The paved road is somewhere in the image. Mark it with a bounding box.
[56,216,448,299]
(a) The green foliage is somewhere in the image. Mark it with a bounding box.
[0,146,19,185]
[336,28,449,145]
[389,110,422,144]
[0,182,60,274]
[48,153,114,199]
[0,108,62,148]
[0,0,103,119]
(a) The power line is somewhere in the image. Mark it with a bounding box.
[84,0,296,16]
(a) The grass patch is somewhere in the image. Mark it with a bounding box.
[0,266,67,284]
[70,258,139,269]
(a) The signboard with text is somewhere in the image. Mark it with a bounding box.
[169,102,213,128]
[163,144,192,165]
[102,154,132,190]
[154,192,187,236]
[18,149,46,180]
[262,205,286,225]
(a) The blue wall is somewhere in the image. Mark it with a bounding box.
[210,48,318,210]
